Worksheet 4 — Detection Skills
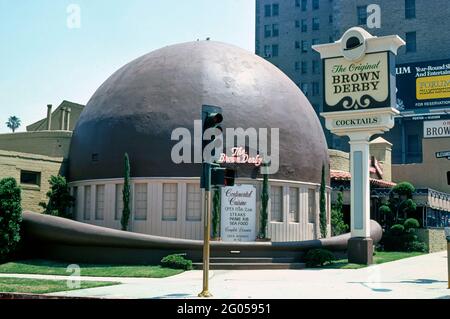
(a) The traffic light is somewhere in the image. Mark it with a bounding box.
[211,166,236,188]
[201,105,223,163]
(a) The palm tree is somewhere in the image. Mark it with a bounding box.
[6,116,21,133]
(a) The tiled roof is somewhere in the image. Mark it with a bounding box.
[330,170,396,188]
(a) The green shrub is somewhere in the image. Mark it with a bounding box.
[0,177,22,261]
[39,175,74,218]
[406,241,427,252]
[304,249,336,267]
[382,218,425,252]
[378,204,391,215]
[390,224,405,235]
[404,218,420,231]
[161,254,193,270]
[331,191,348,236]
[392,182,415,198]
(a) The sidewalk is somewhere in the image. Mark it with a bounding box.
[1,251,449,299]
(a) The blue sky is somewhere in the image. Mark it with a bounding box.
[0,0,255,133]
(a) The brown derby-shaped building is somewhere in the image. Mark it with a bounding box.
[67,41,330,242]
[68,41,328,182]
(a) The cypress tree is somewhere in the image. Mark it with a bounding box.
[212,188,221,238]
[121,153,131,231]
[259,168,269,239]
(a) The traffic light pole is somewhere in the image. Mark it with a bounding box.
[198,186,212,297]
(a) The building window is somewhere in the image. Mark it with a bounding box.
[134,183,147,220]
[312,82,319,96]
[95,185,105,220]
[405,0,415,19]
[312,18,320,31]
[264,45,271,57]
[264,4,271,17]
[272,24,279,37]
[20,170,41,186]
[272,44,279,57]
[163,183,177,221]
[115,184,124,220]
[312,0,319,10]
[295,41,300,49]
[301,83,308,96]
[301,61,308,74]
[357,6,368,25]
[308,188,316,223]
[270,186,283,222]
[301,19,307,32]
[295,20,300,28]
[301,40,308,53]
[406,32,417,53]
[312,60,320,74]
[289,188,299,222]
[186,184,201,221]
[295,61,300,71]
[406,134,420,162]
[301,0,307,11]
[312,38,319,46]
[84,185,91,220]
[272,3,279,16]
[329,15,333,23]
[264,25,271,38]
[295,0,300,7]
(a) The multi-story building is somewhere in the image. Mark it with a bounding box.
[255,0,450,164]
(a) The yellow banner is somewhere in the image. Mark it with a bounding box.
[416,74,450,100]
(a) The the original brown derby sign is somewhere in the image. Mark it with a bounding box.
[313,27,405,265]
[320,28,397,112]
[325,52,392,111]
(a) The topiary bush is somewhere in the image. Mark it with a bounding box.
[404,218,420,231]
[381,218,426,252]
[304,248,336,267]
[161,254,193,270]
[0,177,22,261]
[392,182,415,198]
[390,224,405,236]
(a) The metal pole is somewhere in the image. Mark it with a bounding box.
[447,241,450,289]
[198,189,212,297]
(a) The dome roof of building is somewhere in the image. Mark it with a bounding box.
[68,41,329,183]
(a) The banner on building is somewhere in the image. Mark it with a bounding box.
[396,59,450,111]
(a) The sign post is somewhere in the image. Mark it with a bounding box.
[313,27,405,264]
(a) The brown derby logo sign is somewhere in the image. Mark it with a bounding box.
[324,52,391,111]
[321,28,396,113]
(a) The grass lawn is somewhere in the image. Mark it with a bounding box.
[319,251,426,269]
[0,277,119,294]
[0,259,184,278]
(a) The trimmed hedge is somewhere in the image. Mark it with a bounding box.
[161,254,193,270]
